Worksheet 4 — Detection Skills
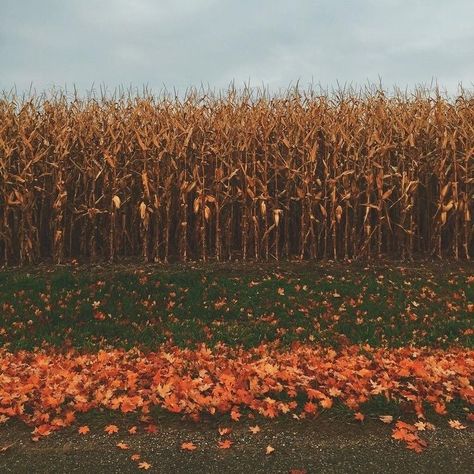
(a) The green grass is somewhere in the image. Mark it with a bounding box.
[0,261,472,351]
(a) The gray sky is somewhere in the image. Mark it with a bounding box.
[1,0,473,95]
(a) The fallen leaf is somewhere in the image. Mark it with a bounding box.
[116,442,129,450]
[249,425,261,434]
[104,424,119,435]
[131,454,141,461]
[448,419,467,430]
[230,408,241,422]
[78,425,90,435]
[218,439,233,449]
[266,445,275,455]
[354,412,365,422]
[181,442,197,451]
[138,461,152,470]
[128,426,138,435]
[379,415,393,424]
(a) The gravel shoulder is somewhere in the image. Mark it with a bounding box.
[1,415,472,474]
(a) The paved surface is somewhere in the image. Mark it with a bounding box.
[1,416,472,473]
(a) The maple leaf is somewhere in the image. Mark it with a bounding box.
[230,408,241,422]
[395,421,416,432]
[354,412,365,422]
[116,442,129,450]
[104,424,119,435]
[391,428,408,441]
[277,288,285,296]
[448,419,467,430]
[78,425,90,435]
[218,439,233,449]
[265,445,275,455]
[181,442,197,451]
[218,427,232,436]
[414,421,426,431]
[379,415,393,424]
[128,426,138,435]
[138,461,152,470]
[33,424,52,437]
[131,454,141,461]
[249,425,261,434]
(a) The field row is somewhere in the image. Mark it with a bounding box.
[1,89,472,264]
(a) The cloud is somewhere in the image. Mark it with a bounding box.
[1,0,473,95]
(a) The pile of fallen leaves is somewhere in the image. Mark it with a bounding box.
[1,343,472,450]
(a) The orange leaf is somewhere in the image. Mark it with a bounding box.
[78,425,90,435]
[249,425,261,434]
[218,439,233,449]
[266,445,275,455]
[116,442,129,450]
[128,426,138,435]
[104,424,119,435]
[181,442,197,451]
[379,415,393,424]
[391,428,408,441]
[354,412,364,422]
[131,454,141,461]
[320,398,333,409]
[230,409,241,422]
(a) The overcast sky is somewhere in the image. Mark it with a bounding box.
[1,0,473,96]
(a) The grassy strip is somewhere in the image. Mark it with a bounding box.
[0,262,472,351]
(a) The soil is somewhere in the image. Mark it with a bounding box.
[0,415,472,474]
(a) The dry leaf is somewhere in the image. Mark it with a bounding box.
[104,424,119,435]
[138,461,152,470]
[218,439,233,449]
[266,445,275,455]
[78,425,90,435]
[181,442,197,451]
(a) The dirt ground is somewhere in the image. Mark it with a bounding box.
[0,415,472,474]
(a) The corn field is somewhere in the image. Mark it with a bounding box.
[0,87,473,265]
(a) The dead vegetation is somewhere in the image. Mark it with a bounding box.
[0,86,472,265]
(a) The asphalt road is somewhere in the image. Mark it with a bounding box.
[1,416,472,474]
